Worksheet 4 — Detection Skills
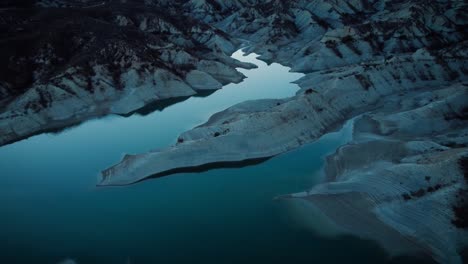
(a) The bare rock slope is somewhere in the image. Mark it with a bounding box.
[0,0,256,146]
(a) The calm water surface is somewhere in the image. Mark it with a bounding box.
[0,51,426,264]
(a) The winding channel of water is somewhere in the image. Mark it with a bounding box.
[0,50,400,264]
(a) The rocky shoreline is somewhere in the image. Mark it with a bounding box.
[0,0,256,146]
[1,0,467,263]
[282,82,468,263]
[101,1,467,263]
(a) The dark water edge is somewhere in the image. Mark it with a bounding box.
[134,157,272,185]
[0,229,436,264]
[120,90,218,118]
[0,93,213,149]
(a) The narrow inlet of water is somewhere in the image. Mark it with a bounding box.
[0,50,405,264]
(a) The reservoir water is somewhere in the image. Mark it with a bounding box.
[0,50,425,264]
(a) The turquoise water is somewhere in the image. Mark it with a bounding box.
[0,51,429,264]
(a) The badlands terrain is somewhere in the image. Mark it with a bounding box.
[1,0,467,263]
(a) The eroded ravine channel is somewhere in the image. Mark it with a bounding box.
[0,50,402,264]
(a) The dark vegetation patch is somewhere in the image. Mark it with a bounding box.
[341,13,362,25]
[346,42,363,56]
[108,63,123,90]
[37,89,50,108]
[206,0,222,12]
[213,128,230,138]
[403,184,444,201]
[452,156,468,229]
[311,13,330,29]
[80,62,97,93]
[460,247,468,264]
[443,142,468,148]
[325,40,343,58]
[402,193,412,201]
[355,74,373,90]
[433,53,460,81]
[443,106,468,122]
[0,0,36,8]
[0,1,229,104]
[426,184,442,193]
[305,88,317,95]
[459,107,468,121]
[410,188,426,198]
[452,189,468,228]
[342,35,354,44]
[363,33,384,53]
[271,18,299,38]
[459,156,468,182]
[0,37,38,95]
[341,35,363,55]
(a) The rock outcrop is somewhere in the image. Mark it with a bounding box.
[282,82,468,264]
